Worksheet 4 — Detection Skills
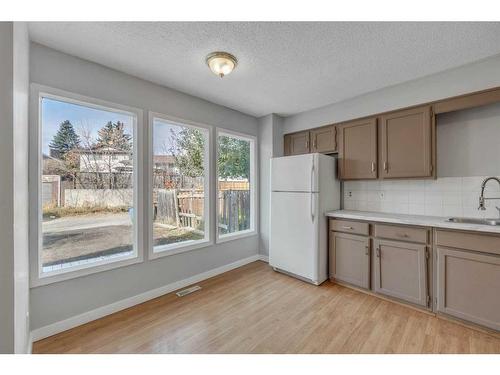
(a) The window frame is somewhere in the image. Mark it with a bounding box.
[148,112,213,260]
[215,128,258,243]
[30,84,144,287]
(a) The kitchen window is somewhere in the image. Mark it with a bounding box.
[149,114,211,258]
[216,130,257,242]
[31,85,143,286]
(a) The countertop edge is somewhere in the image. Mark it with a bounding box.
[325,210,500,235]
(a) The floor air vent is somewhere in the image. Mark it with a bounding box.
[176,285,202,297]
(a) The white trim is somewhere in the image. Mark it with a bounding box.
[216,229,258,243]
[26,333,33,354]
[215,128,258,243]
[31,254,260,341]
[149,239,212,259]
[29,83,144,287]
[258,254,269,262]
[147,111,213,260]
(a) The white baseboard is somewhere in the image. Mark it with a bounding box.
[258,254,269,262]
[27,333,33,354]
[31,254,260,342]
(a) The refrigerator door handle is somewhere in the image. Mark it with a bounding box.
[310,157,315,192]
[310,192,315,222]
[310,158,315,222]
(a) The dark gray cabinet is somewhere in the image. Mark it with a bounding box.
[338,117,378,180]
[373,239,428,307]
[329,232,370,289]
[379,105,434,179]
[310,125,336,153]
[436,247,500,331]
[284,131,310,156]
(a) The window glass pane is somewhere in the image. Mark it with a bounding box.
[41,97,136,274]
[217,133,253,237]
[152,119,208,251]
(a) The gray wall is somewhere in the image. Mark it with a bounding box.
[283,53,500,134]
[0,22,30,354]
[13,22,30,354]
[258,114,283,256]
[30,43,259,330]
[0,22,15,354]
[437,102,500,177]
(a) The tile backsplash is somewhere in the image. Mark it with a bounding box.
[343,176,500,218]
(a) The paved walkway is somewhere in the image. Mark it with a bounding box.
[43,213,130,233]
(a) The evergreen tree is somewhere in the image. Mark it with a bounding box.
[96,121,132,150]
[49,120,80,158]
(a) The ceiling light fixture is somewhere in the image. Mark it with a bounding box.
[206,51,238,78]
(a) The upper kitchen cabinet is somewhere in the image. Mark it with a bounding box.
[338,117,378,180]
[310,125,337,154]
[379,105,435,179]
[284,131,310,156]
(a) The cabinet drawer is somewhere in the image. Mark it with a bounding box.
[435,230,500,256]
[374,224,428,244]
[330,219,369,235]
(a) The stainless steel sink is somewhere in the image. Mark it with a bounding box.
[446,217,500,226]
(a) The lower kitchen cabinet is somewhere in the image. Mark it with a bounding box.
[436,247,500,331]
[373,239,428,307]
[329,232,370,289]
[328,218,500,332]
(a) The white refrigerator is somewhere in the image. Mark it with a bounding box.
[269,153,340,285]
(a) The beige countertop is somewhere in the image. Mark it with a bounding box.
[325,210,500,235]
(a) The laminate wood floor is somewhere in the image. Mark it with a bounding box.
[33,261,500,354]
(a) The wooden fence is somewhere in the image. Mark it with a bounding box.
[155,188,250,233]
[217,190,251,234]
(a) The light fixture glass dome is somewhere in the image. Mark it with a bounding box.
[206,52,238,78]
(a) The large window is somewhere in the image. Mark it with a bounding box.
[217,130,256,240]
[151,116,210,257]
[36,90,140,282]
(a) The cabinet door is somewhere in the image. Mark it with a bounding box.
[374,239,428,306]
[284,131,310,156]
[437,247,500,331]
[310,125,336,153]
[380,105,434,178]
[338,117,377,180]
[329,232,370,289]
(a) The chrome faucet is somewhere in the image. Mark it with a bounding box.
[478,177,500,216]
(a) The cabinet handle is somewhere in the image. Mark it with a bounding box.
[365,245,369,256]
[376,247,381,258]
[397,233,409,238]
[341,226,353,230]
[313,138,317,149]
[305,140,309,149]
[383,162,388,172]
[371,162,376,172]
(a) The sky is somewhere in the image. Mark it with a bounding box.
[41,97,186,155]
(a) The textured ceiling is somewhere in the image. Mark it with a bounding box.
[28,22,500,117]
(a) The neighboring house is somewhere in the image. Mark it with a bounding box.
[153,154,178,174]
[77,147,132,173]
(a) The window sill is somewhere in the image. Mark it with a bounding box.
[149,239,213,260]
[31,252,143,288]
[216,230,258,244]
